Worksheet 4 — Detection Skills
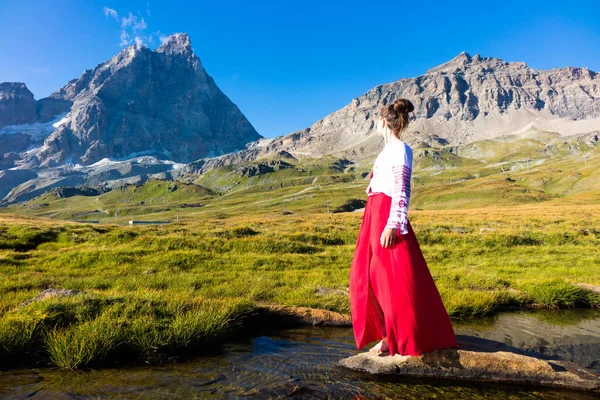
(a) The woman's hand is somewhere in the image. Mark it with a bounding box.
[380,227,397,248]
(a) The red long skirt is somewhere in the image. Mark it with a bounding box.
[349,193,458,356]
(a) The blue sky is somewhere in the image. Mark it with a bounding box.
[1,0,599,138]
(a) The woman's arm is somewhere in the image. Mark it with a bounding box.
[385,147,413,235]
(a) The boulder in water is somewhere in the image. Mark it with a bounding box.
[338,335,600,392]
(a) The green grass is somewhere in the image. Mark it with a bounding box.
[0,201,599,368]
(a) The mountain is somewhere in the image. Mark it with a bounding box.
[0,33,260,170]
[2,49,599,205]
[0,83,38,128]
[189,52,599,172]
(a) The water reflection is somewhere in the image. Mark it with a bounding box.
[454,309,600,373]
[1,309,599,399]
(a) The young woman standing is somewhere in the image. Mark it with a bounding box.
[349,98,458,356]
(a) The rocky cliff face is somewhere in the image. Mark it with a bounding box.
[0,82,73,129]
[0,33,261,169]
[205,52,599,166]
[0,83,38,128]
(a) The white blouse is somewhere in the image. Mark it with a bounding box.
[366,140,413,235]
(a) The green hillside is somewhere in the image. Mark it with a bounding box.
[2,129,597,222]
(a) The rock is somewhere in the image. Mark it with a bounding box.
[277,150,296,160]
[179,202,204,208]
[238,163,274,178]
[235,160,294,177]
[35,97,72,123]
[575,283,600,294]
[0,152,21,170]
[20,289,83,307]
[329,158,353,172]
[27,203,49,209]
[450,227,470,234]
[0,169,38,201]
[315,286,349,297]
[155,32,193,56]
[46,186,107,199]
[142,269,156,275]
[262,305,351,326]
[338,335,600,392]
[0,83,37,128]
[0,83,71,138]
[333,199,367,213]
[0,133,31,156]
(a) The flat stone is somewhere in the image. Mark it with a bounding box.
[338,335,600,392]
[20,288,82,307]
[263,305,352,326]
[576,283,600,294]
[315,286,349,297]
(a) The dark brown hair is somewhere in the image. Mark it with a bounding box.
[380,98,414,136]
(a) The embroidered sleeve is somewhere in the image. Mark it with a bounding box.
[385,150,412,235]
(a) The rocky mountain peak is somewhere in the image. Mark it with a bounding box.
[0,82,37,128]
[425,52,535,76]
[156,33,193,56]
[0,31,261,168]
[426,52,473,74]
[454,51,473,63]
[0,82,34,99]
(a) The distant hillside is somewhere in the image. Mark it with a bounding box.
[2,126,598,221]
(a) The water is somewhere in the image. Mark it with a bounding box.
[1,309,600,399]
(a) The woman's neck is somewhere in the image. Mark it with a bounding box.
[385,136,404,146]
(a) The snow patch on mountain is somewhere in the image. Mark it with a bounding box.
[0,112,69,142]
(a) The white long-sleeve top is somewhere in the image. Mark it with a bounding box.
[366,140,413,235]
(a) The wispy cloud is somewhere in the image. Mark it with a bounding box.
[103,6,118,20]
[102,5,162,48]
[121,12,147,31]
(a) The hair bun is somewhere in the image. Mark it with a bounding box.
[380,97,413,134]
[393,98,414,114]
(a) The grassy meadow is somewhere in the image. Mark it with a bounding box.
[0,128,599,369]
[1,203,599,369]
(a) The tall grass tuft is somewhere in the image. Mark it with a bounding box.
[523,280,599,308]
[45,314,121,370]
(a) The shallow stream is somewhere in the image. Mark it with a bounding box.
[1,309,600,399]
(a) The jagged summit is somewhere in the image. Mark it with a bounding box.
[0,82,31,93]
[426,52,532,75]
[156,33,193,56]
[454,51,472,62]
[0,32,260,170]
[0,82,36,128]
[426,52,472,74]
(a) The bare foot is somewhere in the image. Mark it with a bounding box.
[369,337,389,354]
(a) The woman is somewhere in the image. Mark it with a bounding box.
[349,98,458,356]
